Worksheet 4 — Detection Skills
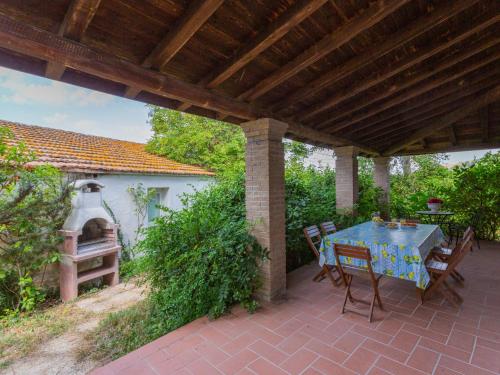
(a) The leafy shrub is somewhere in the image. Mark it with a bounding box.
[0,127,71,315]
[448,152,500,240]
[138,173,266,334]
[390,155,454,219]
[390,153,499,240]
[285,158,383,272]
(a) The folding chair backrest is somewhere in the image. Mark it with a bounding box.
[320,221,337,236]
[443,237,473,278]
[462,226,473,243]
[455,233,473,263]
[303,225,322,258]
[334,243,377,284]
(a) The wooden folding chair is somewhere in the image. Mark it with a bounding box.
[320,221,337,236]
[303,225,342,287]
[424,236,473,307]
[431,226,473,285]
[334,243,383,323]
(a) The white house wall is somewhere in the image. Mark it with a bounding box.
[95,174,212,247]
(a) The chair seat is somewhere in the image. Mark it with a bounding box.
[426,259,448,272]
[433,246,453,256]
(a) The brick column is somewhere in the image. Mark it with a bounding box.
[240,118,288,301]
[334,146,359,214]
[374,156,391,217]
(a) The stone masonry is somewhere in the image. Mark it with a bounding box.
[374,156,391,217]
[241,118,288,302]
[334,146,359,214]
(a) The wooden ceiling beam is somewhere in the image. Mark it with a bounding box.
[301,15,499,123]
[352,69,499,138]
[0,14,257,120]
[0,15,380,154]
[286,122,380,155]
[328,0,348,22]
[365,96,476,145]
[393,141,500,156]
[45,0,101,80]
[204,0,327,89]
[363,81,500,145]
[320,37,500,132]
[382,85,500,155]
[274,0,478,114]
[480,105,490,142]
[239,0,410,102]
[449,126,458,146]
[147,0,224,71]
[124,0,224,99]
[177,0,327,113]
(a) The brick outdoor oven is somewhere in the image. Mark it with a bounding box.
[59,179,120,301]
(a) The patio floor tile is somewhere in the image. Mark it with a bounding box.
[247,357,288,375]
[333,331,366,353]
[406,346,439,373]
[471,345,500,373]
[343,346,379,374]
[311,356,357,375]
[92,240,500,375]
[277,331,311,354]
[248,339,288,365]
[389,330,420,353]
[279,348,318,374]
[216,349,259,375]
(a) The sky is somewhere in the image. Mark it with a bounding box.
[0,66,497,164]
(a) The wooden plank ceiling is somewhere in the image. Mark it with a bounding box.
[0,0,498,156]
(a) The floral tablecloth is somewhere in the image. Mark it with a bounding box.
[319,221,445,289]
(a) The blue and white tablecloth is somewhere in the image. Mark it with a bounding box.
[319,221,445,289]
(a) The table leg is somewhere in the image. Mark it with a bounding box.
[416,288,424,304]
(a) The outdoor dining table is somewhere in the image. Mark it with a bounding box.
[319,221,445,289]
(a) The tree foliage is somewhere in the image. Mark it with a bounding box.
[146,107,245,174]
[447,152,499,240]
[0,127,71,314]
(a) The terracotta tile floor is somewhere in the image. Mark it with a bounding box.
[92,241,500,375]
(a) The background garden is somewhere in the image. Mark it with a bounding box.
[1,107,498,363]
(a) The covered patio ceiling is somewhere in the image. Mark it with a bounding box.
[0,0,498,156]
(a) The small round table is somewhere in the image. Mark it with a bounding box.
[416,211,454,242]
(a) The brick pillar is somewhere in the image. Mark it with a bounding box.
[241,118,288,301]
[334,146,359,214]
[374,156,391,218]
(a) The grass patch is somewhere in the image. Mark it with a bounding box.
[80,299,156,363]
[0,303,94,368]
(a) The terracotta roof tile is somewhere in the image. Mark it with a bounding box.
[1,120,214,176]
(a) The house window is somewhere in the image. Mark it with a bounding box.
[147,188,168,223]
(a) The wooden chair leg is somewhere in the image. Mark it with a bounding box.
[368,290,376,323]
[453,270,465,281]
[416,288,424,304]
[375,286,383,310]
[325,267,336,286]
[443,280,463,304]
[342,275,353,314]
[312,268,326,282]
[450,270,465,286]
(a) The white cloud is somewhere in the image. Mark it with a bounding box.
[43,112,69,127]
[0,67,114,107]
[39,113,152,143]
